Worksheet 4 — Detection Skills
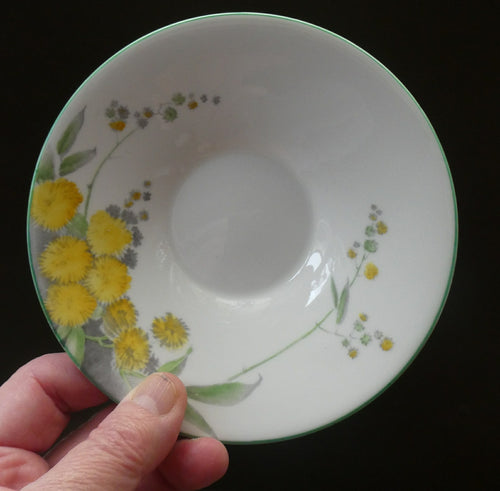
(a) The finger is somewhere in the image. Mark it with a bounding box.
[44,405,115,466]
[0,447,48,489]
[48,409,228,490]
[0,354,108,452]
[23,373,187,491]
[156,437,229,490]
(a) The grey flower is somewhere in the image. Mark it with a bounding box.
[145,354,159,374]
[137,117,148,129]
[121,209,138,225]
[131,226,143,247]
[105,204,121,218]
[117,105,130,119]
[122,248,138,269]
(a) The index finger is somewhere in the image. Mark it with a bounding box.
[0,353,108,452]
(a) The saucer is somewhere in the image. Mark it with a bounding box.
[27,13,457,442]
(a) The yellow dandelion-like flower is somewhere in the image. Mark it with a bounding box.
[39,236,93,284]
[86,210,132,257]
[364,262,379,280]
[369,213,377,221]
[347,248,357,259]
[359,313,368,322]
[143,180,152,187]
[124,200,134,208]
[376,221,388,235]
[103,298,137,337]
[85,256,131,303]
[139,211,149,221]
[152,313,189,349]
[109,120,126,131]
[131,191,141,201]
[143,110,154,119]
[380,337,394,351]
[348,348,358,359]
[31,178,83,231]
[113,327,150,371]
[188,100,198,110]
[46,283,97,327]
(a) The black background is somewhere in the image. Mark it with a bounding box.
[3,1,497,489]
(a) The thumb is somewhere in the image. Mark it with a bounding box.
[26,373,187,491]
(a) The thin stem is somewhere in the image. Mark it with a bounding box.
[227,308,335,381]
[85,335,113,348]
[120,370,133,391]
[350,253,368,287]
[120,369,146,391]
[83,129,137,218]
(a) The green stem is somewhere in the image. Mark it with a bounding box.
[120,369,146,391]
[227,308,335,381]
[83,129,137,218]
[85,335,113,348]
[120,370,133,391]
[350,253,368,287]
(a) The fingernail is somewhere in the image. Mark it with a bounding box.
[124,373,177,415]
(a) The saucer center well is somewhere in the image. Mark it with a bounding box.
[169,152,313,297]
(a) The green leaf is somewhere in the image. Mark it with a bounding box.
[36,151,55,182]
[353,320,364,332]
[157,347,193,375]
[163,106,178,122]
[365,225,376,237]
[59,148,96,176]
[184,403,216,437]
[364,239,378,253]
[330,277,338,308]
[57,108,86,156]
[186,376,262,406]
[360,334,372,346]
[171,92,186,105]
[91,304,105,321]
[65,212,88,238]
[336,281,349,324]
[56,324,72,341]
[64,326,86,367]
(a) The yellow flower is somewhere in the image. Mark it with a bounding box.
[347,248,357,259]
[188,100,198,110]
[152,313,189,349]
[131,191,141,200]
[103,298,137,336]
[46,283,97,327]
[359,313,368,322]
[86,210,132,257]
[364,262,379,280]
[109,120,126,131]
[124,200,134,208]
[380,337,394,351]
[143,110,154,119]
[369,213,377,221]
[85,256,131,303]
[31,178,83,230]
[348,348,358,359]
[39,236,93,283]
[376,221,388,235]
[113,327,150,371]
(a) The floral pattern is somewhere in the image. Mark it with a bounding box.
[30,94,393,437]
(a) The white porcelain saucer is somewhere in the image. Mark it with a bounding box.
[27,13,457,443]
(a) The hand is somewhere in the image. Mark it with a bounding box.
[0,353,228,490]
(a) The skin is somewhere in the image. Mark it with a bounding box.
[0,353,229,490]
